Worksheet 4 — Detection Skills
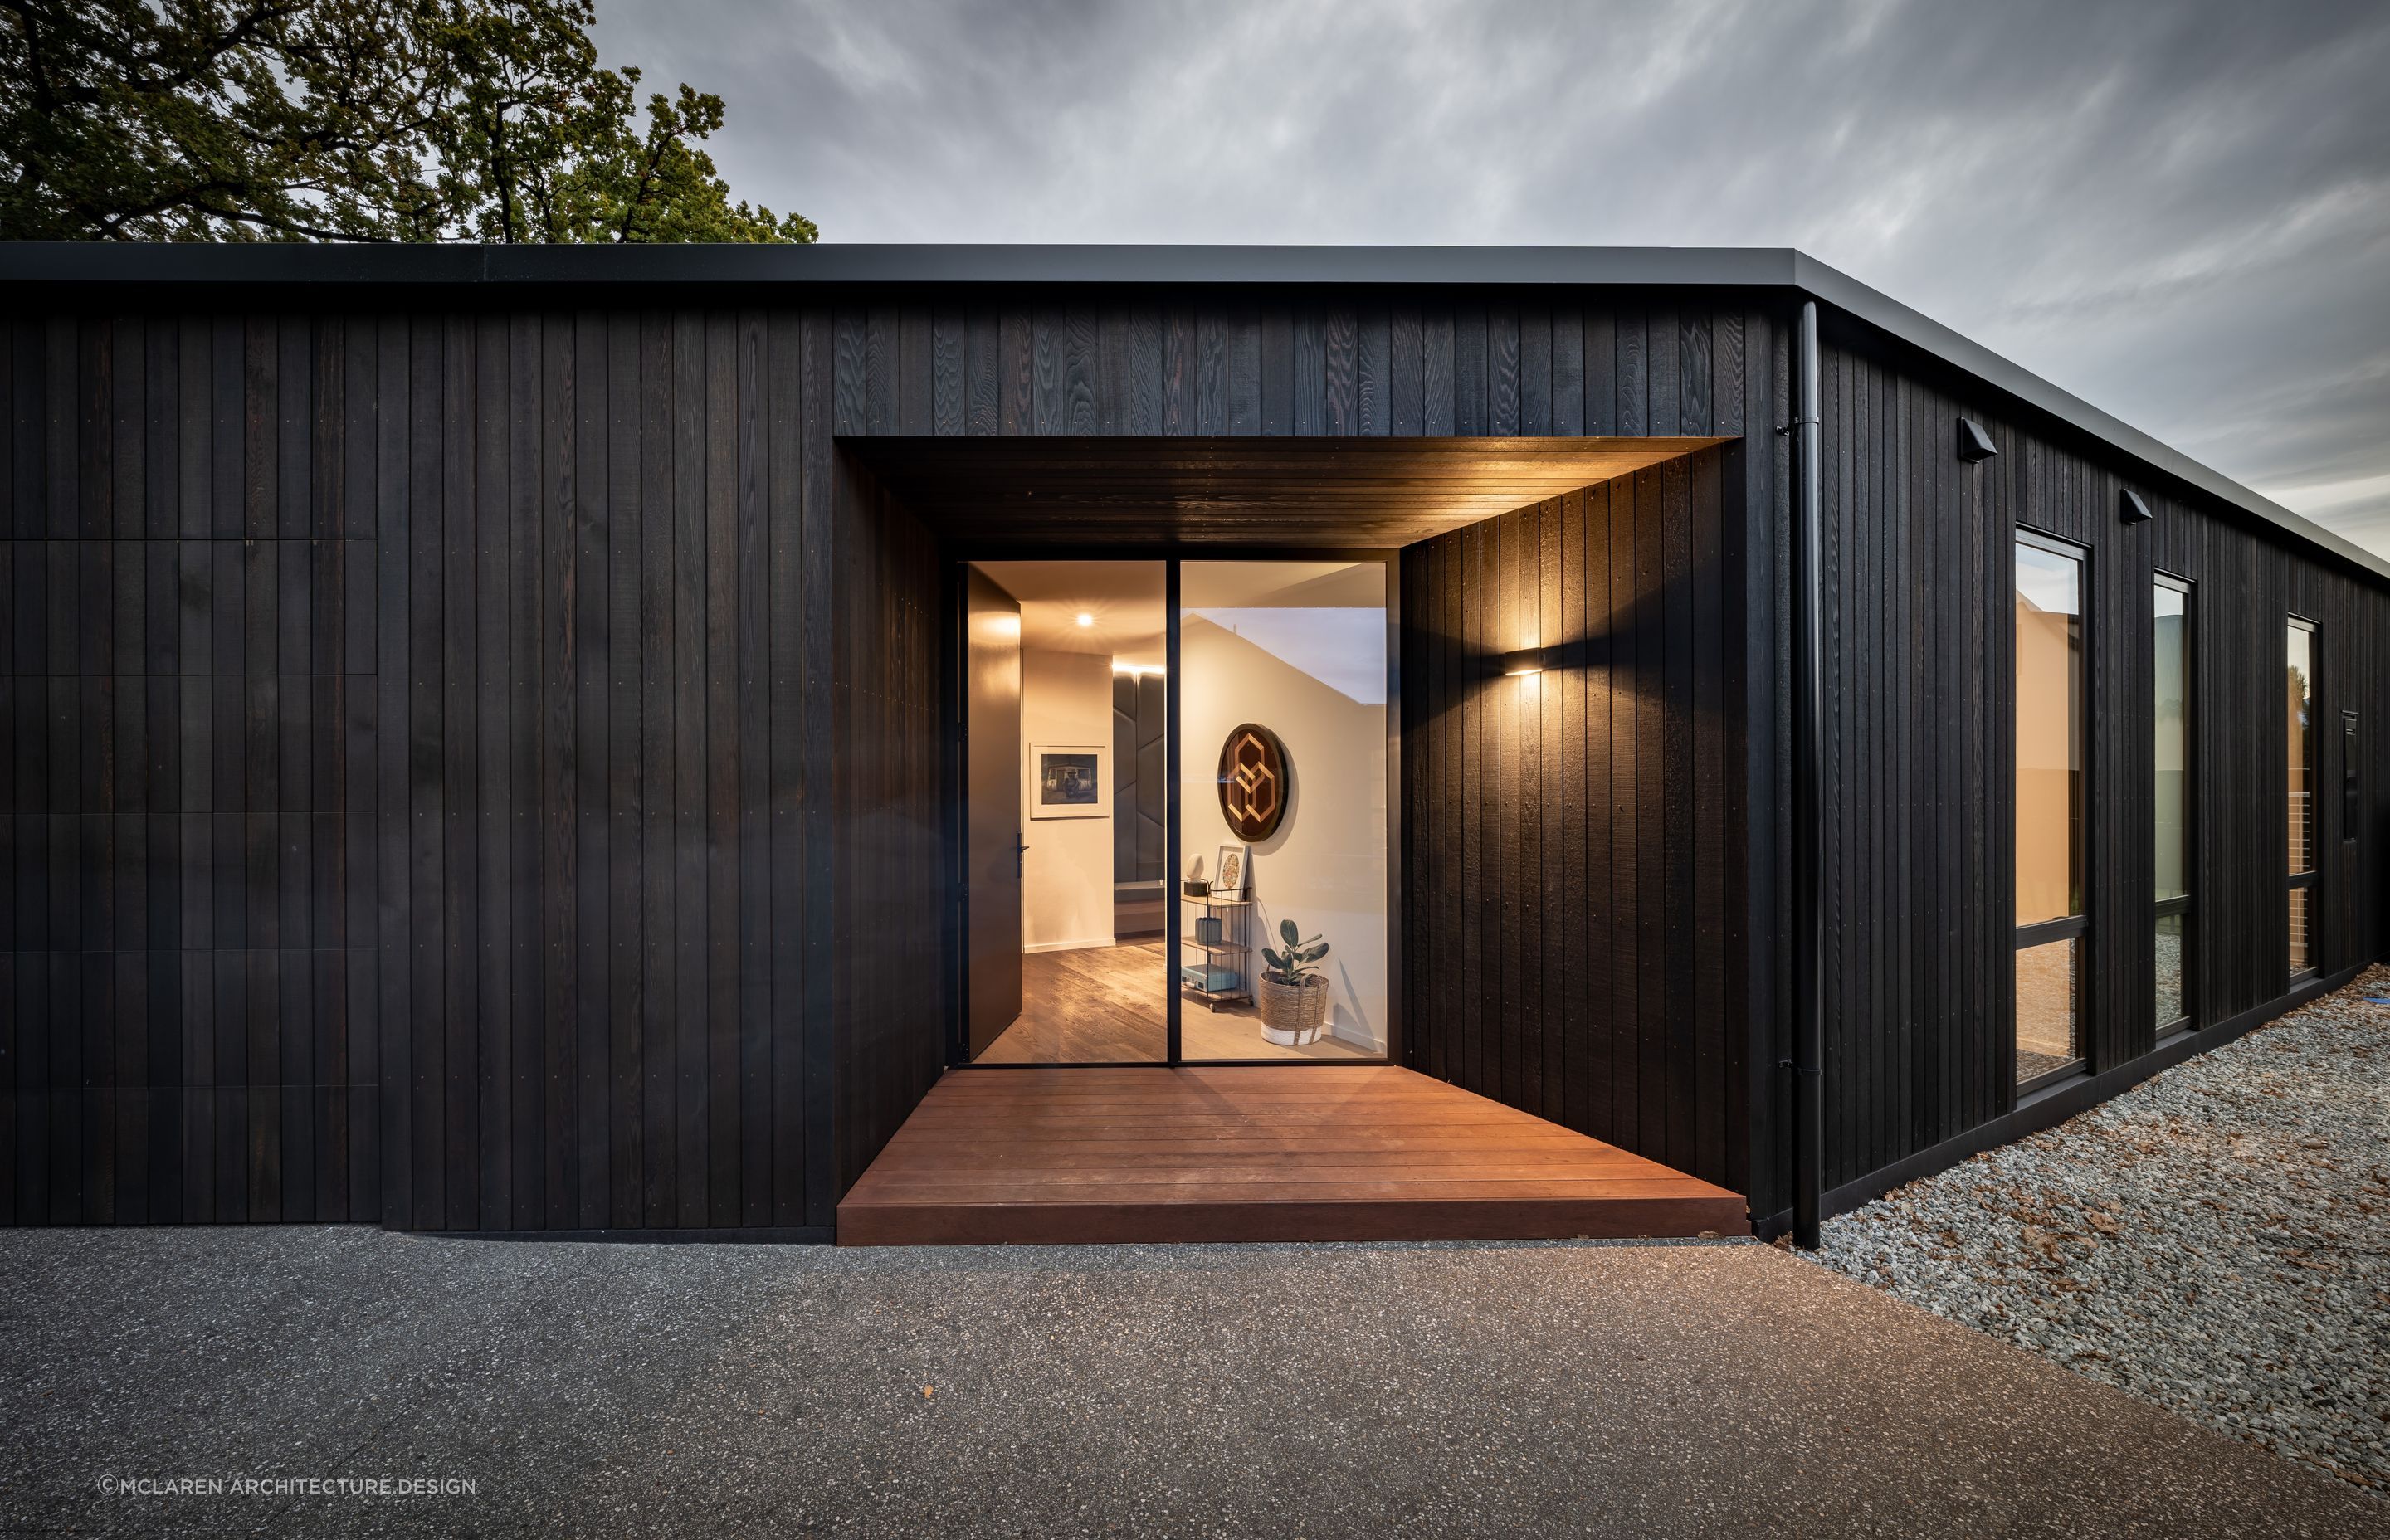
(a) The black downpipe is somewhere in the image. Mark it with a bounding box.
[1792,300,1825,1249]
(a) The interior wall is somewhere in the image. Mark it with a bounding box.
[1113,672,1166,886]
[1021,649,1116,953]
[1181,617,1390,1050]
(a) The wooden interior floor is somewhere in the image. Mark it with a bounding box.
[837,1065,1750,1245]
[978,942,1376,1064]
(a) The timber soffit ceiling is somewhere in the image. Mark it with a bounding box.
[3,241,2375,581]
[844,436,1727,548]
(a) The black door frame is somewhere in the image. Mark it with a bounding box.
[944,545,1402,1070]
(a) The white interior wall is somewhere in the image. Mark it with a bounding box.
[1021,648,1117,953]
[1180,616,1388,1050]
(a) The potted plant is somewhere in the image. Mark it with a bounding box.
[1257,919,1331,1045]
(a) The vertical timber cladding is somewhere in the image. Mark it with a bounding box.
[0,305,949,1234]
[1807,325,2390,1201]
[0,314,378,1225]
[362,305,906,1235]
[5,284,1799,1231]
[1397,305,1789,1205]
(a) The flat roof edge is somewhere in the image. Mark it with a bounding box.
[0,241,1799,289]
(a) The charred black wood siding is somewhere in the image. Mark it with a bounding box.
[1,314,379,1223]
[11,272,2378,1238]
[5,286,1788,1230]
[1802,326,2390,1206]
[0,305,944,1233]
[1402,452,1750,1192]
[1396,305,1788,1204]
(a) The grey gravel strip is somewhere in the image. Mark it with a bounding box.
[1808,965,2390,1496]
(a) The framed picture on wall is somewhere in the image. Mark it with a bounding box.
[1030,744,1108,819]
[1212,844,1250,899]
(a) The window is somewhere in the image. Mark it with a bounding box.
[2153,577,2190,1032]
[2016,533,2085,1085]
[2343,712,2360,842]
[2287,619,2317,979]
[1179,561,1390,1061]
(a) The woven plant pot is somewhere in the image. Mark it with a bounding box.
[1257,974,1328,1045]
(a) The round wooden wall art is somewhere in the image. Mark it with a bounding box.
[1217,724,1290,841]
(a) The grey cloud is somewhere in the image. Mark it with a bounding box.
[593,0,2390,548]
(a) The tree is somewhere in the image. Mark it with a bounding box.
[0,0,816,242]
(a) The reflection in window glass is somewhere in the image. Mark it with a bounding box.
[2155,914,2186,1028]
[2016,939,2077,1083]
[2155,584,2189,904]
[2289,623,2313,879]
[2017,541,2083,925]
[2016,534,2085,1086]
[2155,578,2191,1031]
[2288,621,2315,981]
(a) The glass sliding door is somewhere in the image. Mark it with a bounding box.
[2154,576,2191,1032]
[2288,618,2317,980]
[2015,532,2086,1086]
[1176,560,1391,1061]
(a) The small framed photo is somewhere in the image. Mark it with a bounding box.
[1212,844,1249,898]
[1030,744,1107,819]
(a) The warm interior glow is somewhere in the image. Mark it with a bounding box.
[2015,541,2082,924]
[1076,612,1095,628]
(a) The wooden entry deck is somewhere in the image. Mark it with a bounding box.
[836,1065,1749,1245]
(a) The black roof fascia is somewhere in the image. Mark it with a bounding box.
[3,240,2376,582]
[0,240,1792,289]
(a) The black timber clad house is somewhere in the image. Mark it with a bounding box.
[2,242,2383,1240]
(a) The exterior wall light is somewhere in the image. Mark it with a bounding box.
[1500,647,1549,677]
[1956,417,1999,462]
[2119,488,2153,524]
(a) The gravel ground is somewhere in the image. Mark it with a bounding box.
[1812,965,2390,1496]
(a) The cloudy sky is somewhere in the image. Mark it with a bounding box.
[594,0,2390,551]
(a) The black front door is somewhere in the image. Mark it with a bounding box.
[964,566,1025,1057]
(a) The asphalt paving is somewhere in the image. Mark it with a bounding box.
[2,1227,2383,1538]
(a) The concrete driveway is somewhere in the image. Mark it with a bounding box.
[2,1229,2382,1538]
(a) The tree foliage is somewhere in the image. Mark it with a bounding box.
[0,0,816,241]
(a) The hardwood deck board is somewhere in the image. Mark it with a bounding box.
[838,1065,1748,1244]
[856,1150,1662,1172]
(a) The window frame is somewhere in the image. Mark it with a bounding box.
[2287,614,2319,983]
[2153,572,2192,1038]
[2013,525,2091,1092]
